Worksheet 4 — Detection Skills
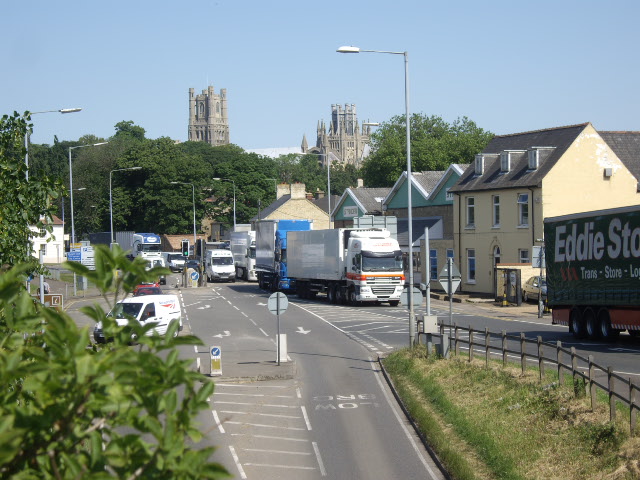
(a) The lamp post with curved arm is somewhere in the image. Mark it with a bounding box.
[337,45,415,346]
[110,167,142,248]
[25,108,82,181]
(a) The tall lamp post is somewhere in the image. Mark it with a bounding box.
[213,178,236,231]
[25,108,82,181]
[170,182,197,248]
[110,167,142,248]
[337,45,415,346]
[69,142,108,296]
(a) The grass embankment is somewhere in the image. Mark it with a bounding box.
[383,349,640,480]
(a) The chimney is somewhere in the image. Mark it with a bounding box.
[291,183,306,200]
[357,178,364,188]
[276,183,289,200]
[315,188,325,199]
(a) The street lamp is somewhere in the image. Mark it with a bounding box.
[25,108,82,181]
[69,142,107,296]
[213,178,236,230]
[170,182,197,249]
[110,167,142,248]
[337,45,415,346]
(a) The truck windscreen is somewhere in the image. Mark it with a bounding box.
[361,251,403,272]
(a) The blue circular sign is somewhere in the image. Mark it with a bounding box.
[211,347,220,356]
[191,271,199,281]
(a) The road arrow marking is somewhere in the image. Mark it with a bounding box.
[214,330,231,338]
[297,327,311,334]
[197,304,211,310]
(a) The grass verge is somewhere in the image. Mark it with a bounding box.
[382,348,640,480]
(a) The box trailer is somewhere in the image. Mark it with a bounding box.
[544,205,640,340]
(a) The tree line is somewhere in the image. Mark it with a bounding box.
[20,113,493,251]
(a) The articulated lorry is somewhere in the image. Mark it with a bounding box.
[544,205,640,340]
[255,219,313,291]
[230,230,257,281]
[287,228,405,306]
[130,233,163,260]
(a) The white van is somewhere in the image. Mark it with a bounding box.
[93,294,182,343]
[146,257,167,285]
[205,249,235,283]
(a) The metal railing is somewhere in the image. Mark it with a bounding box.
[417,323,639,435]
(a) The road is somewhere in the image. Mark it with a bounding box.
[65,274,640,478]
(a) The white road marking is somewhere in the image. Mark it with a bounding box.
[228,446,247,479]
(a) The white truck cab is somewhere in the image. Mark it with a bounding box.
[94,294,182,343]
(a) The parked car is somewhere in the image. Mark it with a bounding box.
[133,282,160,295]
[522,276,546,302]
[184,259,201,271]
[134,286,163,296]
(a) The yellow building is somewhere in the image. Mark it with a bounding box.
[449,123,640,296]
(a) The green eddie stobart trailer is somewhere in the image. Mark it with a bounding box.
[544,205,640,340]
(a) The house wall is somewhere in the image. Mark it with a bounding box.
[262,199,329,229]
[542,125,640,218]
[31,224,65,264]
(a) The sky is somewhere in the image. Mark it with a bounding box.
[3,0,639,151]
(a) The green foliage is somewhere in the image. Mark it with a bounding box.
[361,114,494,187]
[0,112,63,269]
[0,246,229,478]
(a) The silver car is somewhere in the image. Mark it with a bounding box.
[522,276,546,302]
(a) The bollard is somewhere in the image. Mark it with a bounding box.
[502,291,509,307]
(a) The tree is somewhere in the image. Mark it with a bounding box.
[0,246,229,478]
[0,112,62,268]
[361,114,493,187]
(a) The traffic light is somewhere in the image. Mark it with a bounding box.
[181,240,190,257]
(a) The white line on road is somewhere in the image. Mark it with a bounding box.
[242,448,311,455]
[220,410,302,420]
[228,446,247,479]
[225,421,306,430]
[259,328,269,336]
[313,441,327,476]
[214,401,299,408]
[230,433,308,442]
[301,406,312,430]
[211,410,225,433]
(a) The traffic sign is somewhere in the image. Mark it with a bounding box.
[268,292,288,315]
[190,271,199,281]
[67,250,81,262]
[439,261,462,295]
[401,286,423,308]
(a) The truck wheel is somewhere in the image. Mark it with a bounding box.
[570,308,585,339]
[389,300,399,307]
[327,285,336,304]
[584,308,600,339]
[348,288,359,306]
[598,309,619,340]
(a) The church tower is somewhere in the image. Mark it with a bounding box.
[188,86,230,145]
[313,104,373,168]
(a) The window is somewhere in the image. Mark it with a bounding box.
[528,149,539,170]
[466,249,476,283]
[446,188,453,201]
[493,246,501,267]
[446,248,454,259]
[492,195,500,227]
[429,249,437,280]
[517,193,529,226]
[474,154,484,175]
[466,197,475,228]
[519,249,530,263]
[500,152,510,172]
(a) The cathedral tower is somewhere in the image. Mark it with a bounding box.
[188,86,230,145]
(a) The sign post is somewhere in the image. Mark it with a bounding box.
[438,258,461,358]
[210,346,222,376]
[268,292,288,365]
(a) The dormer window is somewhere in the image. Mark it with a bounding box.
[528,149,539,170]
[500,152,510,172]
[474,154,484,175]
